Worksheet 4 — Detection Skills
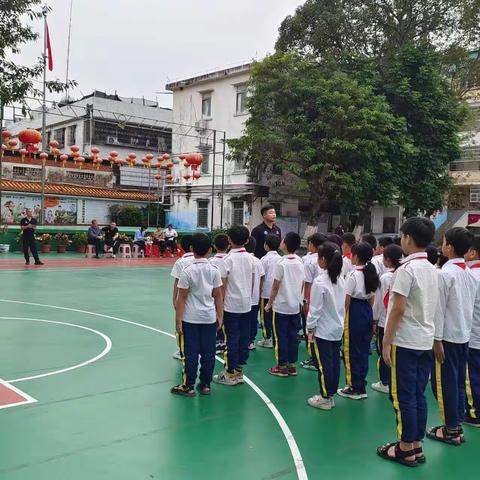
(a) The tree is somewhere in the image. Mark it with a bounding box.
[383,43,469,216]
[0,1,74,118]
[229,53,412,222]
[116,205,143,226]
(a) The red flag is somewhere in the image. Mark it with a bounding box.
[46,24,53,71]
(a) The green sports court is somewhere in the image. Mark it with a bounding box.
[0,257,478,479]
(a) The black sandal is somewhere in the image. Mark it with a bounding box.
[377,442,418,467]
[196,383,211,395]
[414,446,426,464]
[170,384,196,397]
[426,426,461,446]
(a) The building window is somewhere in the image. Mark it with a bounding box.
[470,186,480,204]
[235,84,248,115]
[83,120,91,144]
[12,166,41,180]
[65,171,95,185]
[67,125,77,146]
[232,200,244,226]
[197,200,209,228]
[54,128,65,148]
[202,94,212,118]
[201,153,210,174]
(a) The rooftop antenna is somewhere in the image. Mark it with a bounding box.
[65,0,74,101]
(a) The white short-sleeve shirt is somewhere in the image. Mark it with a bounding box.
[261,250,281,299]
[373,269,394,327]
[468,261,480,349]
[304,253,320,284]
[273,254,305,315]
[342,255,354,278]
[170,253,195,279]
[373,254,387,277]
[209,253,228,279]
[177,259,223,324]
[434,258,477,344]
[306,270,346,341]
[251,255,265,306]
[224,248,254,314]
[345,267,375,300]
[386,252,439,350]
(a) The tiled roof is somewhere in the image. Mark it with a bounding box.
[0,180,156,202]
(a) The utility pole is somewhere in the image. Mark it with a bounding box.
[40,6,48,225]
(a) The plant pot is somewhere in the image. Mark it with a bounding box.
[41,244,51,253]
[76,245,86,254]
[57,244,67,253]
[0,244,10,253]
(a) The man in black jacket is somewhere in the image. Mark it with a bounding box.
[251,205,282,259]
[20,209,43,265]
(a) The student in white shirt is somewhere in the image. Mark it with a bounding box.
[306,242,345,410]
[213,226,254,386]
[373,236,394,277]
[210,233,229,354]
[265,232,305,377]
[341,232,356,278]
[371,244,403,394]
[464,235,480,427]
[170,235,195,360]
[171,233,223,397]
[245,237,265,350]
[428,227,477,445]
[377,217,439,467]
[300,233,327,370]
[338,241,379,400]
[258,234,282,348]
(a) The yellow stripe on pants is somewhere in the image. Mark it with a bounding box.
[390,345,403,439]
[272,312,279,363]
[313,340,328,398]
[222,325,229,371]
[344,309,352,386]
[466,366,477,419]
[176,332,186,385]
[435,359,446,424]
[260,299,267,338]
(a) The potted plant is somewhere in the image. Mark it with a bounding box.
[54,233,71,253]
[36,233,52,253]
[0,225,9,253]
[118,233,133,245]
[71,232,88,253]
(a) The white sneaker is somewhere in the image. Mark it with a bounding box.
[371,381,389,394]
[213,371,238,386]
[112,254,116,258]
[172,350,182,360]
[307,395,335,410]
[257,337,274,348]
[248,342,256,351]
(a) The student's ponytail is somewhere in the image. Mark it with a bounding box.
[317,242,343,284]
[383,244,403,271]
[351,241,379,294]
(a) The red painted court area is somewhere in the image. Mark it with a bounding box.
[0,381,36,410]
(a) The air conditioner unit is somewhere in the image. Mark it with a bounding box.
[195,120,208,132]
[106,136,119,144]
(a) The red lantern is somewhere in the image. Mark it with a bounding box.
[18,129,42,145]
[7,139,18,152]
[166,161,174,169]
[162,153,170,161]
[154,174,162,181]
[93,157,102,170]
[116,158,124,167]
[70,145,80,153]
[91,146,100,155]
[59,153,68,167]
[186,152,204,171]
[39,152,48,164]
[146,153,154,161]
[183,173,191,182]
[166,173,174,182]
[28,144,39,158]
[109,150,119,158]
[49,140,60,149]
[193,170,201,181]
[77,156,85,169]
[19,148,28,162]
[1,130,12,140]
[141,157,150,168]
[51,148,60,161]
[183,161,190,168]
[178,154,186,161]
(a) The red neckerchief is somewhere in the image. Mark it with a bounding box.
[471,262,480,269]
[343,252,352,260]
[453,262,466,270]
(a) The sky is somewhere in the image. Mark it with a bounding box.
[15,0,305,109]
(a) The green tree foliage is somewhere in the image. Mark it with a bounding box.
[230,53,411,219]
[113,204,143,226]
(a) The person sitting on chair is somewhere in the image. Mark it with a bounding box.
[164,224,178,255]
[152,226,166,256]
[87,219,103,258]
[134,226,147,254]
[102,222,120,258]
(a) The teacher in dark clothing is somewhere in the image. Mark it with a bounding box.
[251,204,282,259]
[87,219,103,258]
[20,209,43,265]
[102,222,120,258]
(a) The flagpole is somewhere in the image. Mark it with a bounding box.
[40,6,48,225]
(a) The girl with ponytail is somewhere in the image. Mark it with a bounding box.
[306,242,345,410]
[338,241,380,400]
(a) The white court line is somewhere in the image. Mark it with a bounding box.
[0,298,308,480]
[0,378,37,410]
[0,317,112,383]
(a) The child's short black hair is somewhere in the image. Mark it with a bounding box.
[425,244,439,266]
[245,236,256,254]
[307,232,327,248]
[444,227,474,257]
[191,233,212,257]
[400,217,435,248]
[383,244,403,270]
[361,234,377,250]
[228,225,250,246]
[265,234,280,251]
[180,235,193,252]
[214,233,229,252]
[341,232,356,246]
[470,235,480,258]
[327,234,343,248]
[283,232,301,253]
[378,236,394,248]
